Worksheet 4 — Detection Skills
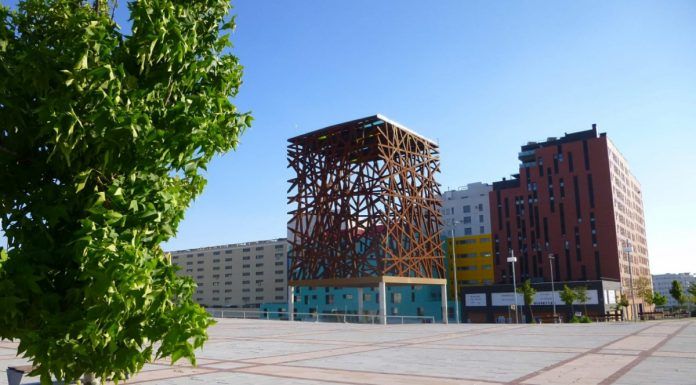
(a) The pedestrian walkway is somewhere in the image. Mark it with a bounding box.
[2,319,695,384]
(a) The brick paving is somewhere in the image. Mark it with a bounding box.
[2,318,695,385]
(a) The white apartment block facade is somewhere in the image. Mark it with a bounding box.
[169,238,288,308]
[652,273,696,307]
[440,182,493,238]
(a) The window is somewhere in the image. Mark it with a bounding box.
[225,250,232,254]
[275,261,284,266]
[212,259,220,263]
[255,263,264,267]
[197,261,204,264]
[243,264,250,268]
[463,216,471,224]
[197,268,204,272]
[479,237,491,243]
[243,256,250,260]
[196,275,204,279]
[186,254,193,258]
[256,255,264,259]
[255,288,263,292]
[255,296,264,300]
[242,288,250,292]
[456,239,476,245]
[212,267,220,271]
[479,215,484,222]
[213,251,220,256]
[275,287,284,292]
[212,274,220,279]
[275,278,284,283]
[242,280,250,284]
[225,281,232,285]
[242,248,251,252]
[242,272,250,276]
[392,293,402,304]
[463,205,471,213]
[275,245,284,249]
[225,266,232,270]
[197,253,204,257]
[255,246,264,251]
[325,294,334,305]
[186,269,193,272]
[480,226,485,234]
[186,262,193,265]
[275,270,283,274]
[255,271,263,275]
[225,257,233,262]
[464,228,472,235]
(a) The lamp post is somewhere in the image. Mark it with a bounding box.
[450,227,461,324]
[507,250,518,324]
[549,254,557,323]
[623,243,637,322]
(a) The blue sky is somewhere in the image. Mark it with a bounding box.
[3,1,696,274]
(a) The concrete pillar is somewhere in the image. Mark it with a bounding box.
[379,281,387,325]
[357,287,364,322]
[441,284,449,324]
[288,286,295,321]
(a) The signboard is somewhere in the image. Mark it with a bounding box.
[465,293,487,307]
[492,290,599,307]
[491,292,522,306]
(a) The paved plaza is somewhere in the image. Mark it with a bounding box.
[1,318,695,385]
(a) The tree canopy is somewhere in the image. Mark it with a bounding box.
[516,279,536,322]
[670,280,685,306]
[0,0,250,383]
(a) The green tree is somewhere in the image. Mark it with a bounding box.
[0,1,250,384]
[559,284,576,321]
[670,280,685,308]
[516,279,537,323]
[574,286,589,316]
[688,282,696,306]
[652,292,668,308]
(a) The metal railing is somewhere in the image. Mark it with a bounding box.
[206,309,435,324]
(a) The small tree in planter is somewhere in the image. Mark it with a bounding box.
[0,0,251,383]
[574,286,589,317]
[616,294,630,321]
[559,285,576,322]
[670,280,686,311]
[516,279,537,323]
[652,292,668,309]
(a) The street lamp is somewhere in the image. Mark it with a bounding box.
[549,254,557,323]
[623,242,637,322]
[507,250,518,324]
[450,226,461,324]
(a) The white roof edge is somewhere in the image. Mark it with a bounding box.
[376,114,438,146]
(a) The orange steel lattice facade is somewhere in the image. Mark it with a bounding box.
[287,115,445,285]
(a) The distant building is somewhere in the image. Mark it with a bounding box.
[485,125,651,320]
[440,183,495,292]
[652,273,696,307]
[169,238,288,308]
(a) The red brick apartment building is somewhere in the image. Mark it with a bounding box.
[490,126,651,317]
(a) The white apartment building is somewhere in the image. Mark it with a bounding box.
[440,182,493,238]
[652,273,696,307]
[169,238,288,308]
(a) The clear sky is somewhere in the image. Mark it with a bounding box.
[3,1,695,274]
